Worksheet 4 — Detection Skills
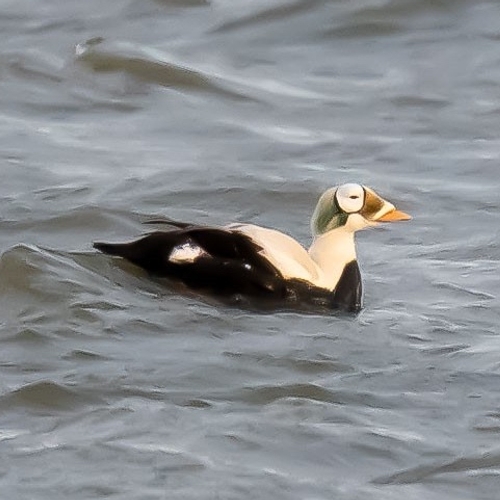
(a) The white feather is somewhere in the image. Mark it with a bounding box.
[308,224,357,290]
[169,242,206,264]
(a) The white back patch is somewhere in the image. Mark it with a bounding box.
[169,242,206,264]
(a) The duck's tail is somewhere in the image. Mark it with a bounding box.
[93,241,131,259]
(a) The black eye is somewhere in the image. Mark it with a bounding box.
[349,195,359,199]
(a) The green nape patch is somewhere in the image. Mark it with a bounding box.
[311,188,348,235]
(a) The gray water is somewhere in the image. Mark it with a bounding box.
[1,0,500,498]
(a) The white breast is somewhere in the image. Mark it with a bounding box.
[308,227,356,290]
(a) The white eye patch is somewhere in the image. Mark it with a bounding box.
[335,184,365,214]
[335,183,365,213]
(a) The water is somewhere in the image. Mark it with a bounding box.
[1,0,500,498]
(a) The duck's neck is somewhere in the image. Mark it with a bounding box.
[308,226,357,291]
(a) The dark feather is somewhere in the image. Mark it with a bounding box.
[143,218,193,229]
[332,260,362,312]
[94,227,286,297]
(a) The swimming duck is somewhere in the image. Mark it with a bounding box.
[94,183,410,312]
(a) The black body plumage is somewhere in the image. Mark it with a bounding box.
[94,224,362,313]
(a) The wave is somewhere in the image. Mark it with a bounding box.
[0,380,101,411]
[373,450,500,484]
[75,37,252,101]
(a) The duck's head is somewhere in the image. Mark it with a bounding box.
[311,183,411,236]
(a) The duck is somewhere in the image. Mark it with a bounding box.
[94,183,410,312]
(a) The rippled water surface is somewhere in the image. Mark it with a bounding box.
[1,1,500,499]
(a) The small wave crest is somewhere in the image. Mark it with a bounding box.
[75,37,251,101]
[0,380,100,411]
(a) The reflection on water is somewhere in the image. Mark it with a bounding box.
[1,0,500,499]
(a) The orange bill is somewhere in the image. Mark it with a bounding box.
[376,209,412,222]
